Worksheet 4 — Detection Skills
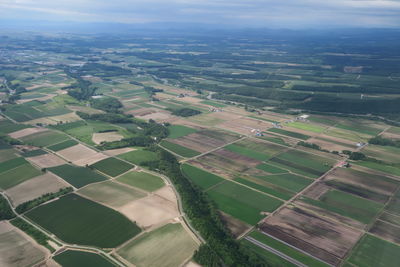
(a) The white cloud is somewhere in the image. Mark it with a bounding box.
[0,0,399,27]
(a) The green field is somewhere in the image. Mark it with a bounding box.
[256,163,288,174]
[160,140,200,158]
[182,164,224,190]
[117,171,164,192]
[233,177,293,200]
[268,128,310,140]
[0,120,30,134]
[26,194,141,248]
[347,234,400,267]
[167,125,198,139]
[208,181,283,225]
[0,157,27,173]
[21,131,70,147]
[287,121,326,133]
[90,157,133,177]
[257,173,312,192]
[300,189,383,224]
[117,223,198,267]
[200,100,226,107]
[355,160,400,177]
[118,148,158,166]
[48,164,108,188]
[270,149,334,178]
[53,250,116,267]
[78,181,146,207]
[21,149,47,157]
[247,231,329,267]
[0,148,18,162]
[46,139,78,151]
[241,239,295,267]
[224,144,268,161]
[0,163,41,189]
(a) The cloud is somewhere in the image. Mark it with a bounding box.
[0,0,399,28]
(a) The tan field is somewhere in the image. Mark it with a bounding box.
[78,181,147,208]
[137,111,173,122]
[220,211,251,238]
[104,147,135,156]
[66,105,104,115]
[0,221,47,267]
[153,186,176,203]
[92,132,123,145]
[118,194,179,229]
[5,172,69,206]
[216,117,271,135]
[8,127,48,139]
[23,112,81,125]
[56,144,108,166]
[28,153,66,168]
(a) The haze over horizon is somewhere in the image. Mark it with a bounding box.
[1,0,400,31]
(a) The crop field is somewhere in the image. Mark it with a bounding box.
[164,128,239,154]
[26,193,141,248]
[230,138,284,158]
[0,221,47,266]
[268,128,311,140]
[53,250,116,267]
[117,223,198,267]
[116,171,165,192]
[191,149,262,178]
[118,148,158,165]
[347,234,400,267]
[0,148,18,162]
[247,231,329,267]
[261,206,363,265]
[0,157,27,173]
[286,121,326,133]
[56,144,108,166]
[355,160,400,177]
[256,163,288,174]
[167,124,198,138]
[0,120,30,134]
[322,167,400,204]
[0,162,41,189]
[233,176,294,200]
[269,149,336,178]
[48,164,108,188]
[79,181,146,208]
[182,164,224,190]
[256,173,313,193]
[6,172,68,206]
[20,130,70,147]
[117,193,179,228]
[21,148,47,157]
[299,188,384,224]
[160,140,200,157]
[241,239,296,267]
[207,181,283,225]
[28,153,66,168]
[362,145,400,164]
[224,144,269,161]
[47,139,79,151]
[90,157,133,177]
[216,116,272,135]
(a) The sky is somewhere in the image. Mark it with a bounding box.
[1,0,400,29]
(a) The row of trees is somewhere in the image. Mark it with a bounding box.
[151,149,268,266]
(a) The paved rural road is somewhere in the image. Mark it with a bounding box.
[245,236,308,267]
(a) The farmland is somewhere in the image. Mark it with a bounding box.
[48,164,108,188]
[116,171,165,192]
[1,28,400,266]
[25,193,141,248]
[117,223,198,267]
[53,250,116,267]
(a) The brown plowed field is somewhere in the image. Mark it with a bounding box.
[261,207,362,265]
